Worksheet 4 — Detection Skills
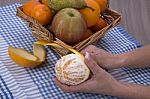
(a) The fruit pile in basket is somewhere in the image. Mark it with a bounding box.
[22,0,108,46]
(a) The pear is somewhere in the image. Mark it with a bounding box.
[47,0,88,11]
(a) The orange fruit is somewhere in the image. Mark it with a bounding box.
[31,4,52,25]
[80,29,92,41]
[79,0,100,27]
[95,0,108,12]
[90,17,107,33]
[22,0,40,16]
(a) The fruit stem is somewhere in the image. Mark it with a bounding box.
[86,6,95,11]
[38,0,42,3]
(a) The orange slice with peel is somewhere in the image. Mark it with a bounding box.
[8,44,46,68]
[34,40,85,60]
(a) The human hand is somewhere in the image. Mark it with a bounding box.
[54,52,121,95]
[81,45,123,69]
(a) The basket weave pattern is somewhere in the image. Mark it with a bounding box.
[16,4,121,56]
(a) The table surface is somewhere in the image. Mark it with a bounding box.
[0,3,150,99]
[1,0,149,45]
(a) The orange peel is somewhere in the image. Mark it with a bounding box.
[34,40,85,60]
[8,44,46,68]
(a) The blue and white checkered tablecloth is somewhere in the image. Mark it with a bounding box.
[0,3,150,99]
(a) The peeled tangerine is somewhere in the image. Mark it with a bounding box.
[55,54,90,85]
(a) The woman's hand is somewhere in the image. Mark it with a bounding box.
[54,52,122,95]
[54,45,150,99]
[81,45,125,69]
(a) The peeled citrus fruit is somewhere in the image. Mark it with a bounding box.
[8,44,46,68]
[55,54,90,85]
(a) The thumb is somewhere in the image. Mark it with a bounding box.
[85,52,100,74]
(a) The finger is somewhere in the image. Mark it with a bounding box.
[85,52,100,74]
[80,45,96,55]
[54,78,93,93]
[80,49,88,56]
[85,52,108,72]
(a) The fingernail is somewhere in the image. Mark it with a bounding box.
[85,52,90,60]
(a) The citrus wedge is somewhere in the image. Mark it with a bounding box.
[34,40,85,60]
[8,44,46,68]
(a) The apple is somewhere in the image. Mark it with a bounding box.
[51,8,87,43]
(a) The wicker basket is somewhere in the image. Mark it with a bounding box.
[16,2,122,56]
